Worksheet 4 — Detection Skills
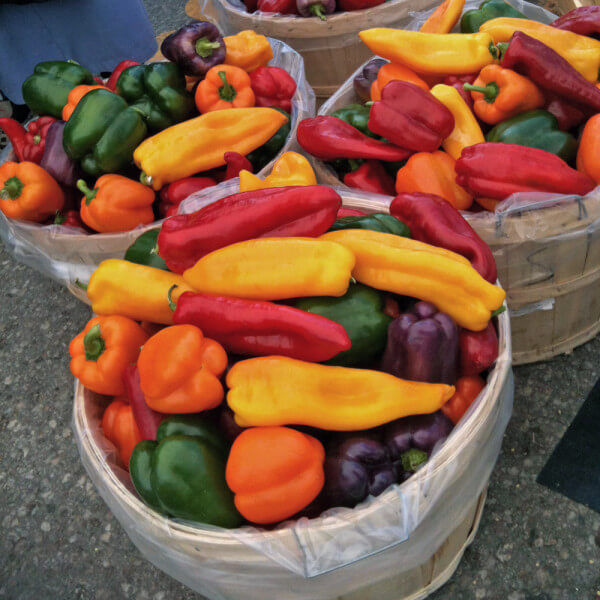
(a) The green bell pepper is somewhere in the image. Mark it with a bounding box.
[125,229,168,271]
[294,283,392,367]
[329,213,411,237]
[460,0,527,33]
[486,110,578,164]
[246,108,291,172]
[332,104,379,139]
[115,63,195,133]
[22,61,94,118]
[63,89,147,176]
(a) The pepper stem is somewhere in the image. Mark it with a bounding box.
[310,3,327,20]
[140,172,153,187]
[496,42,509,59]
[77,179,98,206]
[54,211,66,225]
[84,323,106,362]
[33,134,41,145]
[167,285,178,312]
[195,36,221,58]
[463,82,499,103]
[401,448,428,473]
[218,71,237,103]
[74,279,88,291]
[348,159,362,172]
[0,176,24,200]
[491,305,506,317]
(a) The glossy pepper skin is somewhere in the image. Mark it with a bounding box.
[332,104,378,139]
[486,110,578,165]
[249,66,296,113]
[460,0,526,33]
[442,74,476,109]
[321,229,505,331]
[69,315,149,396]
[183,237,355,300]
[125,229,168,270]
[354,58,386,103]
[173,291,351,362]
[441,375,485,424]
[329,213,410,237]
[544,93,586,132]
[294,283,392,366]
[62,85,107,121]
[577,114,600,184]
[54,210,85,229]
[245,108,291,172]
[258,0,298,14]
[339,0,384,9]
[368,81,454,152]
[390,192,497,283]
[0,116,56,163]
[63,89,147,177]
[226,427,325,524]
[195,65,256,113]
[224,152,253,181]
[40,120,79,187]
[344,161,396,195]
[22,61,94,118]
[106,60,140,91]
[297,117,411,162]
[227,356,455,430]
[455,143,595,200]
[102,400,143,468]
[224,31,273,72]
[138,324,227,414]
[158,176,217,218]
[459,321,499,376]
[552,6,600,36]
[420,0,464,33]
[239,151,316,192]
[158,185,341,273]
[371,63,430,101]
[297,0,335,20]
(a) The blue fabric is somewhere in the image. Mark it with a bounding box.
[0,0,158,103]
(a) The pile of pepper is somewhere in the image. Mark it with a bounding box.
[0,22,300,231]
[240,0,384,21]
[299,1,600,210]
[69,182,505,527]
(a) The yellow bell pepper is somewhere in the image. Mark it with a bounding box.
[320,229,505,331]
[430,84,485,160]
[87,259,193,325]
[420,0,465,34]
[224,31,273,72]
[134,107,288,190]
[227,357,455,430]
[238,151,317,192]
[183,237,355,300]
[480,18,600,83]
[358,30,497,75]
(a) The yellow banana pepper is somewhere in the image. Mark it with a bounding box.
[224,31,273,72]
[430,84,485,160]
[358,30,497,75]
[420,0,465,34]
[227,357,455,430]
[480,18,600,83]
[87,259,193,325]
[320,229,505,331]
[134,108,288,190]
[183,237,355,300]
[239,151,317,192]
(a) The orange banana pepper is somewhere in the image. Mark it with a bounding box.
[370,63,429,101]
[420,0,465,33]
[102,399,143,468]
[195,65,256,113]
[69,315,149,396]
[577,114,600,184]
[137,324,227,414]
[442,375,485,424]
[62,85,107,121]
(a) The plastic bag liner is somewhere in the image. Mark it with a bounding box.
[0,38,315,303]
[73,182,514,599]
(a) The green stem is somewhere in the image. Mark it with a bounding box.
[77,179,98,206]
[33,134,41,145]
[54,211,66,225]
[491,305,506,318]
[310,3,327,20]
[218,71,237,102]
[463,82,499,103]
[401,449,428,473]
[167,285,178,312]
[74,279,88,291]
[0,176,24,200]
[139,171,153,187]
[496,42,509,60]
[84,324,105,362]
[348,159,362,172]
[195,36,221,58]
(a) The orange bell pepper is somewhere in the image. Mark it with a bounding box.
[395,150,473,210]
[441,375,485,424]
[195,64,256,114]
[420,0,465,33]
[464,65,544,125]
[475,197,501,212]
[101,399,143,468]
[69,315,149,396]
[370,63,429,101]
[77,175,155,233]
[137,324,227,414]
[62,84,108,121]
[224,30,273,72]
[0,161,64,222]
[225,426,325,524]
[577,114,600,184]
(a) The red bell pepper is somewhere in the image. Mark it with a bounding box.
[544,93,587,131]
[224,152,253,180]
[455,143,596,200]
[390,192,497,282]
[159,176,217,218]
[551,6,600,36]
[158,185,342,273]
[442,375,485,424]
[172,291,351,362]
[337,207,367,218]
[0,116,56,164]
[297,116,411,162]
[338,0,384,10]
[443,74,476,110]
[344,160,396,195]
[54,210,85,229]
[106,60,141,91]
[123,364,163,440]
[459,322,499,376]
[368,81,454,152]
[249,66,297,113]
[258,0,297,12]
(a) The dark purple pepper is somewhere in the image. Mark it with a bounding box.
[381,301,459,385]
[383,412,454,458]
[296,0,335,20]
[161,21,226,77]
[40,121,79,187]
[322,457,370,508]
[353,58,386,103]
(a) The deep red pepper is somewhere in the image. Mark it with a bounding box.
[0,116,56,164]
[368,81,454,152]
[123,364,163,440]
[544,93,587,131]
[442,375,485,424]
[337,207,367,218]
[173,292,351,362]
[443,74,477,110]
[258,0,297,11]
[159,176,217,218]
[390,192,497,283]
[158,185,342,273]
[501,31,600,112]
[297,116,411,162]
[551,6,600,36]
[224,152,253,181]
[249,66,296,113]
[455,142,596,200]
[245,0,259,11]
[344,160,396,195]
[459,322,499,376]
[107,60,141,91]
[338,0,384,10]
[54,210,85,229]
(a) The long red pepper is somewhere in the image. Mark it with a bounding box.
[551,6,600,36]
[344,161,396,195]
[158,176,217,218]
[106,60,140,91]
[123,364,163,441]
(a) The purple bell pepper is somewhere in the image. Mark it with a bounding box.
[381,301,459,385]
[353,58,386,103]
[40,121,79,188]
[296,0,335,20]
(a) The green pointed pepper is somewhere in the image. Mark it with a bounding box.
[329,213,410,237]
[460,0,527,33]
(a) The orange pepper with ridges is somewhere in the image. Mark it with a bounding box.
[224,31,273,72]
[102,399,143,468]
[195,65,255,114]
[69,315,149,396]
[577,114,600,184]
[62,85,108,121]
[370,63,429,101]
[225,426,325,524]
[442,375,485,424]
[395,150,473,210]
[420,0,465,33]
[138,324,227,414]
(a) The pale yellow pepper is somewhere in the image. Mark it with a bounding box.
[239,151,317,192]
[224,31,273,72]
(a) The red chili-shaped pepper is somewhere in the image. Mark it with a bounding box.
[368,81,454,152]
[158,185,342,273]
[54,209,85,229]
[338,0,384,10]
[455,143,596,200]
[106,60,141,92]
[544,93,587,131]
[123,364,163,440]
[159,176,217,218]
[0,119,27,161]
[249,66,297,113]
[551,6,600,36]
[0,116,56,164]
[344,160,396,196]
[173,291,351,362]
[298,116,411,162]
[442,74,477,109]
[258,0,297,11]
[459,322,499,376]
[390,192,497,283]
[224,152,253,181]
